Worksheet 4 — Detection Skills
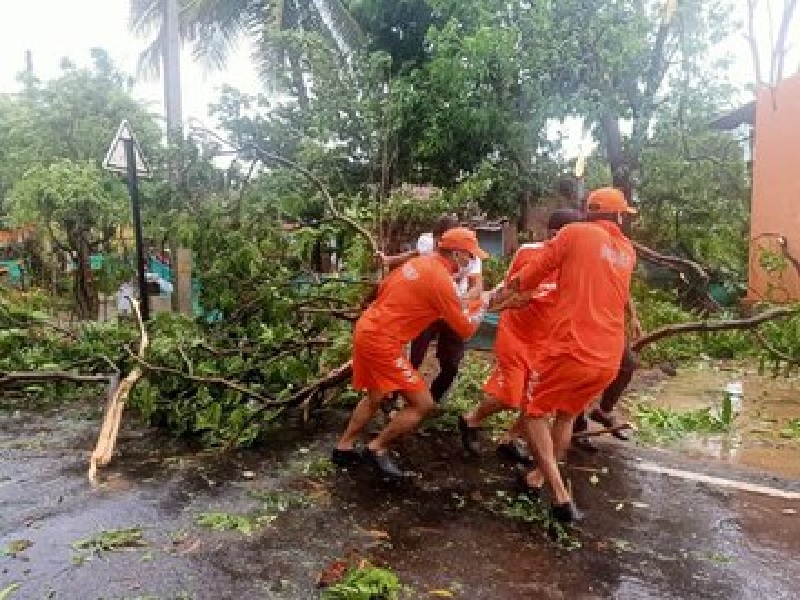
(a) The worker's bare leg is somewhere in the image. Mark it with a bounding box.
[463,397,506,428]
[336,389,385,450]
[521,416,571,504]
[368,387,436,453]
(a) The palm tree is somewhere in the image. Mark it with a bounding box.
[128,0,364,110]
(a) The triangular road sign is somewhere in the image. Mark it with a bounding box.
[103,120,152,178]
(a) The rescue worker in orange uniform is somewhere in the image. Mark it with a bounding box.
[333,228,491,479]
[459,209,585,462]
[495,188,637,523]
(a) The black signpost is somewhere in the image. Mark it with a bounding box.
[103,120,152,321]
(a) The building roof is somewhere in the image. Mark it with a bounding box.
[709,101,756,130]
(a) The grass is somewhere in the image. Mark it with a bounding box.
[633,404,729,444]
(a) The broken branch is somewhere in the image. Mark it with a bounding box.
[188,124,379,257]
[632,240,709,285]
[89,297,149,484]
[633,306,799,351]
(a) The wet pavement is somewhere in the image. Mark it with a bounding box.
[1,391,800,599]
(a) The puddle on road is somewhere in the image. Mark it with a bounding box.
[630,363,800,479]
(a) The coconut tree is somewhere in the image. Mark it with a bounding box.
[128,0,364,110]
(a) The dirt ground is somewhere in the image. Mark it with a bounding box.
[1,362,800,599]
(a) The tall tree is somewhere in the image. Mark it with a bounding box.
[129,0,364,108]
[0,51,161,318]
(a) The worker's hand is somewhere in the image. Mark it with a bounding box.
[485,286,518,311]
[496,291,532,310]
[479,290,495,308]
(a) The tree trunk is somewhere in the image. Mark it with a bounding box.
[289,51,309,111]
[601,114,635,203]
[71,229,99,320]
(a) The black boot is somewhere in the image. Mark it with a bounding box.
[551,501,583,524]
[362,448,406,479]
[457,416,481,456]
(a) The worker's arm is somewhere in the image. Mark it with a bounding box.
[376,249,420,270]
[494,230,569,304]
[487,251,533,310]
[626,296,643,341]
[430,271,483,340]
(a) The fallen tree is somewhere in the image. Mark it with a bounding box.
[632,305,799,351]
[2,138,796,478]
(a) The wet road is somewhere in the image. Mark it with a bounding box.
[1,402,799,599]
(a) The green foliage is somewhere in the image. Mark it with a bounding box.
[9,159,127,228]
[321,565,402,600]
[481,255,510,290]
[633,283,755,363]
[491,491,581,551]
[780,419,800,440]
[633,404,729,444]
[71,527,146,552]
[0,583,20,600]
[302,456,337,477]
[248,489,311,512]
[424,353,492,432]
[195,512,272,535]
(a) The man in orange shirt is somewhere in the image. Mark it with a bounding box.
[459,209,584,462]
[334,228,490,479]
[496,188,636,523]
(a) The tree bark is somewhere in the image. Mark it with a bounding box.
[289,50,309,111]
[632,306,799,351]
[70,228,99,320]
[600,114,635,202]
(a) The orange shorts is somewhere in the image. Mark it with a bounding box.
[523,356,617,418]
[483,326,543,409]
[483,346,536,409]
[351,323,426,394]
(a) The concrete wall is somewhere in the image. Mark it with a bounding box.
[748,74,800,303]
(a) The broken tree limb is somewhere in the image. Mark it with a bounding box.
[631,240,709,285]
[88,298,149,484]
[0,371,111,386]
[753,330,800,365]
[298,307,360,322]
[227,359,354,447]
[632,306,799,352]
[187,124,379,257]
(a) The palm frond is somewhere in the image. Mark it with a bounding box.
[129,0,165,38]
[136,32,167,78]
[309,0,365,51]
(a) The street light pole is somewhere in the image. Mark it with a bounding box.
[124,137,150,322]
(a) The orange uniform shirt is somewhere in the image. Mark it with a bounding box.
[512,221,635,368]
[353,254,482,393]
[358,254,481,345]
[483,244,558,408]
[499,243,559,347]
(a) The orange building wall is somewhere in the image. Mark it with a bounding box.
[748,74,800,303]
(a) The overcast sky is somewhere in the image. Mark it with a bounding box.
[0,0,259,127]
[0,1,797,143]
